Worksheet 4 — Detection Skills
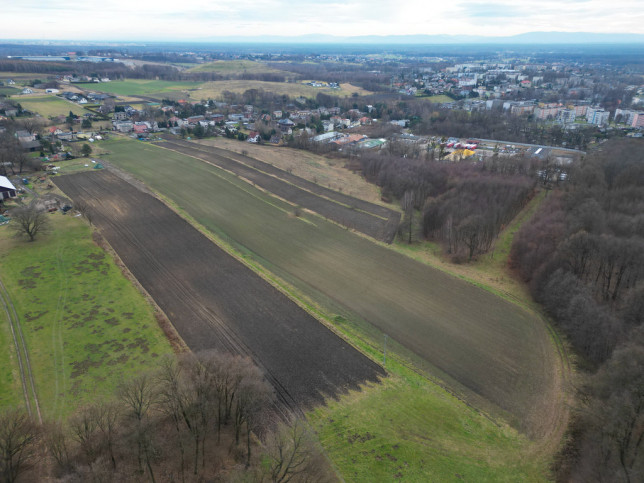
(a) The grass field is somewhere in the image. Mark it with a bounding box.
[101,137,564,440]
[417,94,454,103]
[309,363,548,481]
[0,211,174,419]
[14,95,88,118]
[0,86,19,96]
[392,191,549,312]
[187,59,285,75]
[82,79,201,98]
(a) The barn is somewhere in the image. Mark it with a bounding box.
[0,176,17,200]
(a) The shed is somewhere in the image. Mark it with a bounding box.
[0,176,17,200]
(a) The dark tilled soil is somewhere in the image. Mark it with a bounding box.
[56,170,384,412]
[156,139,401,243]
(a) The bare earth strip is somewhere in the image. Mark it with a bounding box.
[55,171,384,413]
[100,139,565,440]
[156,139,401,243]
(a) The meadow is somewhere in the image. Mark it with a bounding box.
[15,95,88,118]
[80,79,201,97]
[0,211,175,419]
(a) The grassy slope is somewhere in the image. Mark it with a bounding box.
[83,79,201,97]
[418,94,454,103]
[0,213,174,419]
[310,370,546,482]
[14,95,88,118]
[0,294,20,408]
[392,190,548,312]
[0,86,19,96]
[100,138,560,480]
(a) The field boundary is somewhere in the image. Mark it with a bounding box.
[99,161,510,428]
[56,169,384,412]
[155,139,400,242]
[101,160,377,360]
[89,229,189,354]
[0,275,42,423]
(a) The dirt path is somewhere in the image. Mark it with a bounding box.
[0,276,42,423]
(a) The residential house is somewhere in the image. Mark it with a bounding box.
[0,176,17,200]
[113,121,133,133]
[247,131,261,143]
[15,130,35,143]
[277,118,295,134]
[113,111,129,121]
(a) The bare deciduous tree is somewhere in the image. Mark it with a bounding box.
[0,408,40,483]
[262,417,331,483]
[118,374,159,482]
[10,203,50,242]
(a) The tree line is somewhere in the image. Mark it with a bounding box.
[509,139,644,481]
[360,153,536,259]
[0,351,331,483]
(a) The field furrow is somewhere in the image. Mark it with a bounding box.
[98,138,564,439]
[55,170,385,412]
[156,139,401,242]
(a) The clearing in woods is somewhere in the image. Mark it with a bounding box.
[99,137,565,442]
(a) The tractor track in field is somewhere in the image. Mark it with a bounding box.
[155,138,401,243]
[0,276,42,423]
[55,170,384,416]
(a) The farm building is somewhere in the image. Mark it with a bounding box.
[0,176,17,200]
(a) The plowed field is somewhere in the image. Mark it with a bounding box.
[97,138,564,439]
[156,139,401,243]
[55,171,384,411]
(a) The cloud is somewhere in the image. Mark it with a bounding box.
[0,0,640,40]
[460,2,526,18]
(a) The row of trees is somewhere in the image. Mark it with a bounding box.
[0,351,330,482]
[509,139,644,481]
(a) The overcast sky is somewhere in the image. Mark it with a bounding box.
[3,0,641,41]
